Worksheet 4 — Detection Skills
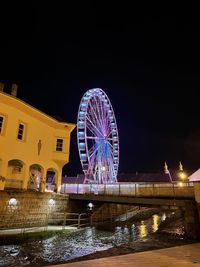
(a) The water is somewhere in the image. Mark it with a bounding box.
[0,212,187,267]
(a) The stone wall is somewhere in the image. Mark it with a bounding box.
[91,203,136,223]
[0,190,69,229]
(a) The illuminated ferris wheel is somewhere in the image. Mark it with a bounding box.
[77,88,119,184]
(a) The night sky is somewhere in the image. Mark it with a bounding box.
[1,6,200,175]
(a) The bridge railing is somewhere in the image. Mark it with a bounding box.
[60,182,194,198]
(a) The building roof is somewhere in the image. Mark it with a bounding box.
[62,174,85,184]
[0,91,76,131]
[118,169,195,182]
[188,169,200,182]
[62,170,195,184]
[118,172,171,182]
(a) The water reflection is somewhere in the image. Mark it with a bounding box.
[114,226,131,245]
[0,212,175,267]
[161,213,167,221]
[152,214,159,232]
[139,221,147,238]
[131,224,137,241]
[83,227,95,245]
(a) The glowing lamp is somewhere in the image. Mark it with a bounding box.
[9,198,17,206]
[48,198,55,205]
[179,172,186,180]
[101,166,106,171]
[178,182,183,187]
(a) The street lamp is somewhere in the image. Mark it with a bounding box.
[87,202,94,213]
[178,162,187,181]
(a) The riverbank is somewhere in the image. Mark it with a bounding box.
[45,243,200,267]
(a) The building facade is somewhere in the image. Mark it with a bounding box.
[0,84,76,192]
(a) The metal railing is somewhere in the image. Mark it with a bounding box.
[48,212,90,228]
[60,181,194,198]
[0,212,90,234]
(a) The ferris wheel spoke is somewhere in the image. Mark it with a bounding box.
[88,100,102,130]
[103,103,110,132]
[86,121,100,137]
[107,129,113,138]
[86,119,103,138]
[107,141,114,150]
[101,95,107,123]
[106,118,111,136]
[105,154,116,181]
[86,136,105,140]
[97,96,106,132]
[88,143,100,159]
[86,116,104,137]
[87,142,97,155]
[106,143,114,159]
[106,114,112,134]
[87,158,95,176]
[99,98,108,134]
[89,97,103,124]
[87,108,101,131]
[93,95,104,129]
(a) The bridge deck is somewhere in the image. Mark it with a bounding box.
[46,243,200,266]
[69,193,194,207]
[61,182,194,200]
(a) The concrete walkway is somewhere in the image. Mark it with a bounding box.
[46,243,200,267]
[0,225,77,235]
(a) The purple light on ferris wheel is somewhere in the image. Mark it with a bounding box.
[77,88,119,184]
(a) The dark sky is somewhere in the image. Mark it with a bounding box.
[1,5,200,175]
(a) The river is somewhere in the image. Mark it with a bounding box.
[0,212,194,267]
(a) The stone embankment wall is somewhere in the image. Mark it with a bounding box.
[91,203,137,224]
[0,190,69,229]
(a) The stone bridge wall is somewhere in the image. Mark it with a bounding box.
[0,190,69,229]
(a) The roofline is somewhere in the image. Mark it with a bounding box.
[0,91,76,131]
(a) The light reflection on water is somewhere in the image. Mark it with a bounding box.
[0,212,170,267]
[139,221,147,238]
[152,214,159,233]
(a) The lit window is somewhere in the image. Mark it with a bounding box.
[17,123,25,140]
[56,138,63,151]
[0,116,4,134]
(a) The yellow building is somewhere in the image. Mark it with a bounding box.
[0,83,76,192]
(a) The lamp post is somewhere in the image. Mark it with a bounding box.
[178,162,187,181]
[164,162,175,198]
[164,162,173,183]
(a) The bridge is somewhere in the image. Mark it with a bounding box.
[61,181,200,239]
[61,181,194,199]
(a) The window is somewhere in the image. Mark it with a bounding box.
[56,138,63,151]
[0,116,4,134]
[17,123,25,140]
